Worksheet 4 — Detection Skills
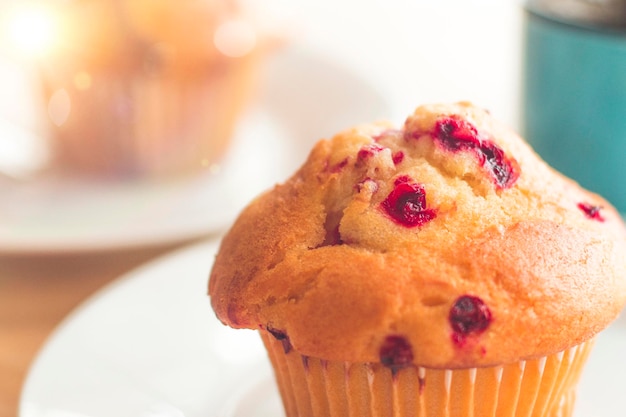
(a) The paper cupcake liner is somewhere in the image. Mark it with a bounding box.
[260,331,594,417]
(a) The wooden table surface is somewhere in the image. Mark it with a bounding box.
[0,239,201,417]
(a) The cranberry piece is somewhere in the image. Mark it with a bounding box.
[380,335,413,369]
[267,326,292,354]
[381,176,436,228]
[478,142,519,189]
[357,144,385,160]
[394,175,412,185]
[577,202,605,222]
[325,157,349,173]
[392,151,405,165]
[433,116,519,189]
[449,295,492,347]
[435,116,481,151]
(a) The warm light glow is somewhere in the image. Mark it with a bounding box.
[201,159,221,175]
[5,3,60,58]
[73,71,92,91]
[48,89,71,127]
[213,19,257,58]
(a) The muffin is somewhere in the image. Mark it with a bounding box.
[209,102,626,416]
[38,0,264,179]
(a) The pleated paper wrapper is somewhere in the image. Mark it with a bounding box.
[260,331,594,417]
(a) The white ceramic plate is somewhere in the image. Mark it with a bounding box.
[0,44,389,254]
[20,240,277,417]
[20,239,626,417]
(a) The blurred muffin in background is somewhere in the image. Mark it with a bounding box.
[38,0,266,180]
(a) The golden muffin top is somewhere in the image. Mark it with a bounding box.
[209,102,626,368]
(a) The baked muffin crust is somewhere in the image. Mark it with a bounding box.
[209,102,626,368]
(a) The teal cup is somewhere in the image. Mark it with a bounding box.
[523,0,626,213]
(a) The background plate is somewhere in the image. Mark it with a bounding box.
[0,44,389,254]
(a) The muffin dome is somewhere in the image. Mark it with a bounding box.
[209,102,626,368]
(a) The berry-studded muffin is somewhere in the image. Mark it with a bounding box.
[209,102,626,417]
